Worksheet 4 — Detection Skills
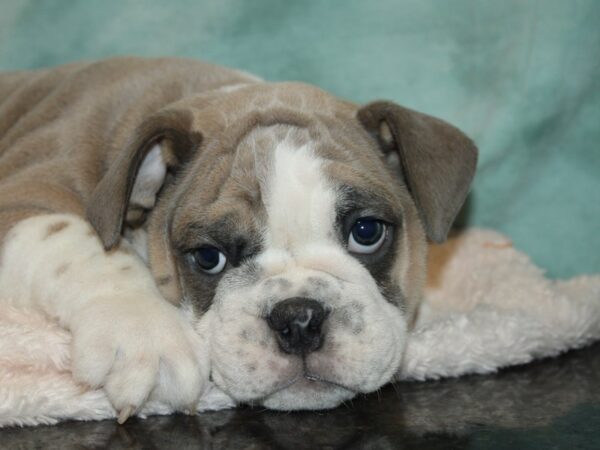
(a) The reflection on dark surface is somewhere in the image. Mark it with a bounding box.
[2,342,599,449]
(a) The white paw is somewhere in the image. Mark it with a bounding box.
[69,295,208,422]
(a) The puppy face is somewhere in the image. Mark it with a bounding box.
[88,83,477,409]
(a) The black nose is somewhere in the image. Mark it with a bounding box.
[267,297,327,355]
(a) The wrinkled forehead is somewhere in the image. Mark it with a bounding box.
[171,120,404,250]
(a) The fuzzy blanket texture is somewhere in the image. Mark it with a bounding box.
[1,228,599,428]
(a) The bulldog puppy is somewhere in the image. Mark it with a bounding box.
[0,57,477,421]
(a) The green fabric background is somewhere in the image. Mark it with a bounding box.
[1,0,598,278]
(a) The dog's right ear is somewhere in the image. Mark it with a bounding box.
[86,109,201,250]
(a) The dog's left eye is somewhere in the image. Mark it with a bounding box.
[189,246,227,274]
[348,217,387,254]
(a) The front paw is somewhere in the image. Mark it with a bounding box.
[70,296,208,422]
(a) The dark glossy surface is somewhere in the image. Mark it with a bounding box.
[2,343,599,449]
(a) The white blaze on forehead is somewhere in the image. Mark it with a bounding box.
[264,138,337,251]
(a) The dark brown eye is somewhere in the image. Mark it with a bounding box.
[190,246,226,274]
[348,217,386,254]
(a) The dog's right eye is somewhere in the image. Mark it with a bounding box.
[189,246,227,274]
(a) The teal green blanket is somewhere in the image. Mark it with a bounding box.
[1,0,598,278]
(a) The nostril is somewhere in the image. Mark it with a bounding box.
[267,297,327,355]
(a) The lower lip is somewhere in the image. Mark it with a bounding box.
[261,373,352,400]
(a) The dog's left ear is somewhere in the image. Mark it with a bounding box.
[86,109,201,250]
[357,101,478,243]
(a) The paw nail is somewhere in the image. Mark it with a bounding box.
[117,405,135,424]
[186,402,198,415]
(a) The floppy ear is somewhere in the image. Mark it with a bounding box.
[357,101,478,243]
[86,109,200,250]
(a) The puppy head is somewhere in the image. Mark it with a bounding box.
[87,83,477,409]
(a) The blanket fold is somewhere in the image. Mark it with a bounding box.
[1,228,598,427]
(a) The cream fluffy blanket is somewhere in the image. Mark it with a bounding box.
[1,229,599,427]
